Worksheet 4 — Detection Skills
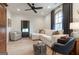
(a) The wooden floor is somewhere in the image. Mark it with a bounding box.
[7,38,53,55]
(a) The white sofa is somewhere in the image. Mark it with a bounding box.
[40,34,68,47]
[31,29,45,40]
[40,29,67,47]
[10,31,21,41]
[31,33,40,40]
[31,29,68,47]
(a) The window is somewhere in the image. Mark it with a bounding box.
[22,28,29,32]
[55,10,63,31]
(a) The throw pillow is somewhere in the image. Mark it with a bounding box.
[39,29,45,34]
[52,31,59,35]
[57,36,69,44]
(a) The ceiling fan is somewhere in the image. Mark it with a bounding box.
[25,3,43,13]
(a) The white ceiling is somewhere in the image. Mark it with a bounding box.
[7,3,62,18]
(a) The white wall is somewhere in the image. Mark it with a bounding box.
[11,15,25,32]
[9,14,29,32]
[7,9,12,43]
[44,13,51,29]
[30,16,45,33]
[11,15,21,32]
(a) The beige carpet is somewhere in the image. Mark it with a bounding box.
[7,38,53,55]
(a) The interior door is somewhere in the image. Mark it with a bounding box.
[0,4,7,54]
[21,21,30,37]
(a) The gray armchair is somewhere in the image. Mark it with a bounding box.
[10,31,21,41]
[52,37,75,55]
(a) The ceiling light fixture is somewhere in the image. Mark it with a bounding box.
[17,9,20,11]
[47,6,51,9]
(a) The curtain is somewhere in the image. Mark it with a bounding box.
[51,10,55,29]
[62,3,73,35]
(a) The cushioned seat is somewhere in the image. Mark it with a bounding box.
[10,31,21,41]
[52,37,75,55]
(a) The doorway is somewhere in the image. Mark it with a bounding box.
[21,21,30,37]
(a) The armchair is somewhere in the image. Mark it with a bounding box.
[10,31,21,41]
[52,37,75,55]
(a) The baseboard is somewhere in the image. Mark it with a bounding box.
[0,52,8,55]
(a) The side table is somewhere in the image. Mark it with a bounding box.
[33,42,47,55]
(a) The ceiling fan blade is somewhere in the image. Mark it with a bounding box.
[33,9,37,13]
[34,7,43,9]
[25,9,32,11]
[27,3,37,13]
[27,3,32,7]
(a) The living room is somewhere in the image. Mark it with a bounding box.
[0,3,79,55]
[7,3,60,55]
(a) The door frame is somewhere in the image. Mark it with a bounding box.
[21,20,30,37]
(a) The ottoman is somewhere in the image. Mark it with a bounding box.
[33,42,47,55]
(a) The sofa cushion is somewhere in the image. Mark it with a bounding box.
[39,29,45,34]
[52,31,60,35]
[44,29,53,36]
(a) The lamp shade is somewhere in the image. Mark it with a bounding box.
[70,22,79,30]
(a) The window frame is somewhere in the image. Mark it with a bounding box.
[54,9,63,31]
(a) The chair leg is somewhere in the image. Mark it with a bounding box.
[52,51,56,55]
[54,51,56,55]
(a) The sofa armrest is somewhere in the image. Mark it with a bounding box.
[52,43,66,51]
